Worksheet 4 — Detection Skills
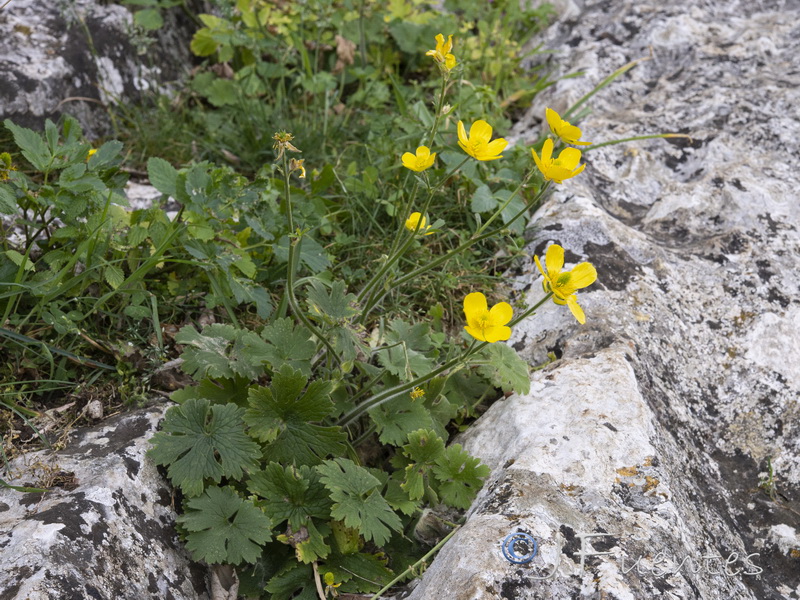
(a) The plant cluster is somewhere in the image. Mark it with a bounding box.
[2,0,682,596]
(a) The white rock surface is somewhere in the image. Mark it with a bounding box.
[0,406,208,599]
[0,0,193,137]
[406,0,800,597]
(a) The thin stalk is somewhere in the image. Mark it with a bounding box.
[426,74,448,148]
[337,341,481,430]
[369,525,461,600]
[280,155,341,366]
[583,133,692,152]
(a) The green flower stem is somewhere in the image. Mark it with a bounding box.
[426,73,449,148]
[563,53,650,121]
[281,156,341,366]
[582,133,692,152]
[369,525,461,600]
[509,292,553,328]
[473,168,539,237]
[337,341,483,430]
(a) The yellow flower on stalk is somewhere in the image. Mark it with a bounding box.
[87,148,97,160]
[402,146,436,172]
[457,120,507,162]
[463,292,513,343]
[426,33,456,72]
[272,131,301,160]
[545,108,591,146]
[531,139,585,184]
[534,244,597,324]
[405,212,433,235]
[289,157,306,178]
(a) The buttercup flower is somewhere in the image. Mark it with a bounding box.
[402,146,436,172]
[534,244,597,324]
[531,138,585,184]
[405,212,433,235]
[545,108,591,146]
[87,148,97,160]
[410,387,425,400]
[463,292,513,343]
[272,131,301,160]
[426,34,456,72]
[289,157,306,178]
[457,120,507,162]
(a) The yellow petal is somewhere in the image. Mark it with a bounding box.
[463,292,488,318]
[545,244,564,276]
[566,295,586,324]
[540,138,554,163]
[401,152,417,170]
[545,108,561,135]
[442,34,453,54]
[569,262,597,289]
[485,138,508,158]
[457,121,468,147]
[531,147,545,173]
[464,325,487,342]
[416,146,430,159]
[489,301,513,326]
[485,325,511,343]
[558,147,583,170]
[534,254,548,280]
[470,120,493,144]
[444,54,456,71]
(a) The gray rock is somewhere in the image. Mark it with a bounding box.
[0,0,194,138]
[406,0,800,598]
[0,405,208,599]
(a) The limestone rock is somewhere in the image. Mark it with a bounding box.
[0,405,208,599]
[0,0,194,138]
[405,0,800,598]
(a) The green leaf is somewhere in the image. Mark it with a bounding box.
[278,519,331,563]
[175,324,271,381]
[134,7,164,30]
[244,365,345,465]
[477,343,530,394]
[4,120,50,171]
[265,561,316,600]
[149,399,261,496]
[324,551,393,593]
[384,479,418,516]
[5,250,34,272]
[368,395,438,446]
[306,280,358,322]
[179,486,272,564]
[471,184,496,213]
[103,264,124,289]
[274,235,331,272]
[376,320,435,379]
[170,375,251,407]
[0,184,17,214]
[316,458,402,547]
[259,318,315,375]
[400,429,445,501]
[248,462,332,530]
[205,78,239,107]
[147,156,179,197]
[190,27,220,57]
[432,444,491,509]
[87,140,123,169]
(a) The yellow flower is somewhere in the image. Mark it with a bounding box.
[405,211,433,235]
[457,120,507,162]
[531,138,585,184]
[463,292,513,343]
[426,33,456,72]
[534,244,597,324]
[289,157,306,178]
[545,108,591,146]
[87,148,98,159]
[272,131,301,160]
[410,387,425,400]
[402,146,436,172]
